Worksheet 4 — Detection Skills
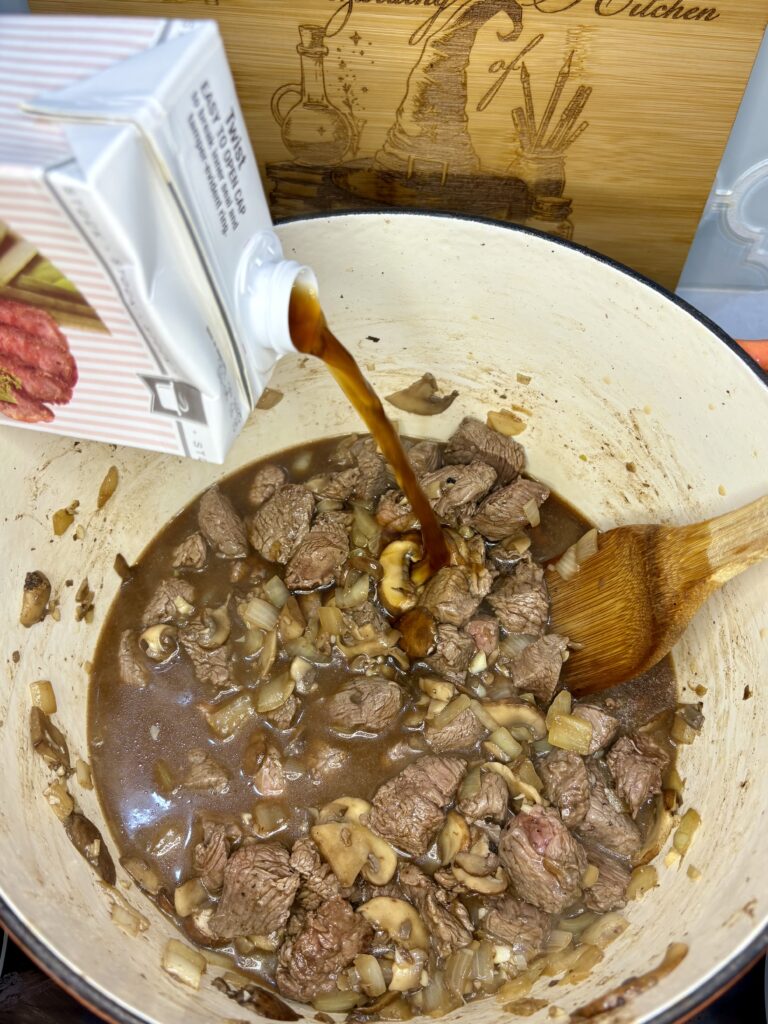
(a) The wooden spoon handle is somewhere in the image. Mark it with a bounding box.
[679,493,768,588]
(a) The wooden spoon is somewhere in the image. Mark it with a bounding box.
[548,494,768,695]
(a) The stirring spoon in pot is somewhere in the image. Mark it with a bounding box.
[548,494,768,695]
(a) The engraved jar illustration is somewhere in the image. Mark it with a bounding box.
[271,25,352,167]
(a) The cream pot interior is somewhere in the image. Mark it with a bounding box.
[1,213,766,1024]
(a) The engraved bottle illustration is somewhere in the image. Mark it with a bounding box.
[271,25,352,167]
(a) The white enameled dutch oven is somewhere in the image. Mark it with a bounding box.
[1,212,766,1024]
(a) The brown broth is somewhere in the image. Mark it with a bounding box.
[88,435,678,982]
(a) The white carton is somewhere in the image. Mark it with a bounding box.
[0,16,309,461]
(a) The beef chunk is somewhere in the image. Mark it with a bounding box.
[507,634,569,702]
[419,564,494,628]
[368,755,466,856]
[423,461,497,526]
[606,733,670,818]
[172,532,207,570]
[248,464,287,508]
[539,750,590,828]
[499,805,586,914]
[198,487,248,559]
[457,770,508,823]
[465,616,499,656]
[326,677,403,733]
[571,703,620,754]
[180,624,232,690]
[276,897,372,1002]
[142,578,195,627]
[471,479,550,542]
[425,706,486,753]
[182,749,230,794]
[118,630,150,688]
[306,467,359,501]
[487,559,549,636]
[285,511,349,590]
[480,897,551,963]
[583,848,631,913]
[350,437,389,505]
[211,843,300,940]
[264,694,300,731]
[399,863,473,958]
[341,601,389,644]
[376,489,417,532]
[253,745,286,797]
[575,763,641,858]
[290,837,351,911]
[445,417,525,485]
[193,822,231,893]
[423,624,475,682]
[249,484,315,564]
[406,439,441,476]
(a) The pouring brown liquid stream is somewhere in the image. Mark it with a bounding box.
[289,285,450,575]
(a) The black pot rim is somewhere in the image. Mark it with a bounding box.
[2,208,766,1024]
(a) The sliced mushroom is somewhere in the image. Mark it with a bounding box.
[451,864,508,894]
[385,374,459,416]
[139,624,179,662]
[20,571,50,627]
[454,851,496,877]
[631,795,675,867]
[318,797,372,824]
[357,897,429,951]
[482,701,547,740]
[437,811,471,865]
[483,761,543,805]
[198,604,231,650]
[311,821,397,887]
[379,539,421,615]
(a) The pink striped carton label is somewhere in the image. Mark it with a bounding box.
[0,16,261,462]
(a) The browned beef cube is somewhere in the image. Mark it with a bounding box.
[445,416,525,485]
[118,630,150,688]
[399,862,473,959]
[290,837,351,912]
[422,461,497,527]
[425,706,486,754]
[211,843,300,940]
[248,484,314,563]
[571,703,620,754]
[285,511,349,590]
[276,896,372,1002]
[248,464,287,508]
[508,634,569,702]
[172,532,207,570]
[538,750,590,828]
[326,676,403,733]
[606,733,670,817]
[422,624,476,683]
[457,770,508,823]
[471,479,550,542]
[487,559,549,636]
[368,755,466,856]
[480,896,551,963]
[142,578,195,627]
[575,763,641,858]
[419,564,494,628]
[198,486,248,559]
[465,616,499,656]
[583,847,631,913]
[499,805,587,914]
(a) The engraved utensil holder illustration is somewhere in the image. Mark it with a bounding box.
[271,24,352,167]
[513,149,567,200]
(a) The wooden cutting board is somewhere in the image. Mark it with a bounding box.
[31,0,768,289]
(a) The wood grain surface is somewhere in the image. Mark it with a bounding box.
[30,0,768,289]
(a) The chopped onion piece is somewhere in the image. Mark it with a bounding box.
[445,947,473,995]
[627,864,658,900]
[241,627,265,657]
[239,597,278,632]
[562,943,603,983]
[162,939,206,990]
[548,713,593,755]
[256,672,295,713]
[121,856,162,895]
[389,957,423,993]
[432,694,471,729]
[581,913,628,949]
[174,878,207,918]
[575,528,599,563]
[469,700,501,731]
[671,712,698,745]
[687,864,702,881]
[554,544,579,581]
[546,690,572,729]
[673,808,701,857]
[557,911,599,935]
[499,633,535,659]
[30,680,56,715]
[488,727,523,759]
[472,940,495,983]
[318,605,345,637]
[263,575,290,609]
[545,929,573,954]
[582,864,599,888]
[522,498,541,528]
[469,649,488,674]
[204,693,254,738]
[419,678,455,702]
[336,573,370,610]
[75,758,93,790]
